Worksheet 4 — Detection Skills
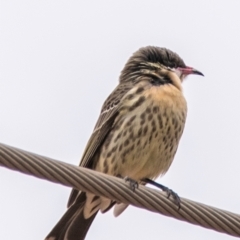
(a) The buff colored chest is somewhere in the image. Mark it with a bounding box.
[96,82,187,181]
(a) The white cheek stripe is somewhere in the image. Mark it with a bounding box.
[173,68,182,78]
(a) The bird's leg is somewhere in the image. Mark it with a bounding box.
[142,178,181,209]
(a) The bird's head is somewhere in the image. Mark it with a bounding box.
[120,46,203,89]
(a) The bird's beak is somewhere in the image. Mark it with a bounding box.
[177,67,204,77]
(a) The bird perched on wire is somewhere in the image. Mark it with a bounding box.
[45,46,203,240]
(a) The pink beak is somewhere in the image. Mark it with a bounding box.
[177,67,204,76]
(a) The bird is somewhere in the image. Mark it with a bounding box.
[45,46,203,240]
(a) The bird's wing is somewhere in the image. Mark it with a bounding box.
[67,83,132,207]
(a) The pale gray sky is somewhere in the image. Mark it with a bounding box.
[1,1,240,239]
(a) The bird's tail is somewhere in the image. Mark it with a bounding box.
[45,199,97,240]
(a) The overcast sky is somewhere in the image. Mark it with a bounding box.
[1,1,240,240]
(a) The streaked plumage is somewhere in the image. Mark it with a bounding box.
[45,46,203,240]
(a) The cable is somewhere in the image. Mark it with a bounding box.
[0,143,239,237]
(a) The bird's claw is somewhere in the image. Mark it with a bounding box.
[142,178,181,209]
[162,186,181,209]
[124,177,139,192]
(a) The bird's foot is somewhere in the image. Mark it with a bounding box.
[162,187,181,209]
[142,178,181,209]
[124,177,139,192]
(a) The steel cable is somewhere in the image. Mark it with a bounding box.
[0,143,239,237]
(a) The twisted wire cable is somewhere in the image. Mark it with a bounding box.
[0,143,239,237]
